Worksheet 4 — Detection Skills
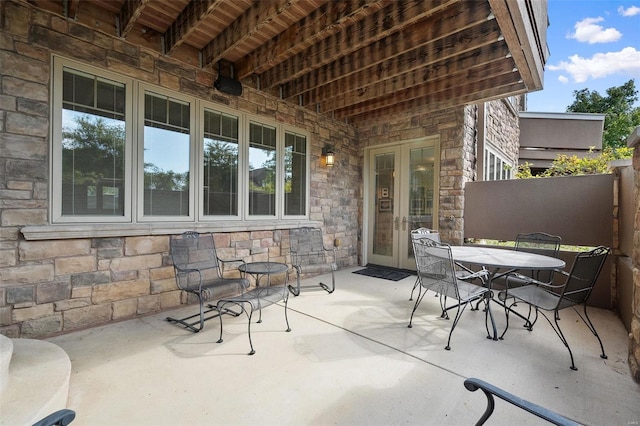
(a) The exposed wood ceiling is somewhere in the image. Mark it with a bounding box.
[28,0,546,125]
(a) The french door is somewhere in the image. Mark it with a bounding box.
[366,138,439,270]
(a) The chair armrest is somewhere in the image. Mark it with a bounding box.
[217,257,247,278]
[464,378,579,426]
[32,409,76,426]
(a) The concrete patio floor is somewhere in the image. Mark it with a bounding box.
[48,267,640,426]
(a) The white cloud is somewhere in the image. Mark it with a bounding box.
[618,5,640,16]
[548,47,640,83]
[558,75,569,84]
[568,17,622,44]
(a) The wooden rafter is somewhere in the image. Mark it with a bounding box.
[334,71,522,118]
[258,0,460,90]
[65,0,80,20]
[296,19,504,108]
[346,79,526,123]
[119,0,152,38]
[320,52,515,114]
[306,42,510,109]
[164,0,223,55]
[235,0,389,79]
[281,1,493,100]
[201,0,302,69]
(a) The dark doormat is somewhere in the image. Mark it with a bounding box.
[352,267,411,281]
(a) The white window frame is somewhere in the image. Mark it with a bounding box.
[137,84,196,223]
[484,145,514,181]
[198,101,244,222]
[282,128,311,220]
[51,56,134,223]
[50,55,310,225]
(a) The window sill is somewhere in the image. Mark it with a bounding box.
[21,220,321,241]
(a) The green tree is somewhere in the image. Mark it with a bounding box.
[567,79,640,151]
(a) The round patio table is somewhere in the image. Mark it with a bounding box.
[450,246,566,340]
[238,261,289,287]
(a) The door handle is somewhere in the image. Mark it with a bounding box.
[394,216,400,230]
[402,216,407,231]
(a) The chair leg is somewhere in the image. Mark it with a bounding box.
[283,293,291,333]
[166,293,207,332]
[574,305,607,360]
[445,301,471,350]
[408,290,428,328]
[409,276,420,301]
[287,266,301,296]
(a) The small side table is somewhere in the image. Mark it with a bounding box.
[238,261,289,286]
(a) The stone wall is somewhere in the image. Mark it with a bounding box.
[0,0,359,338]
[484,99,521,167]
[629,129,640,382]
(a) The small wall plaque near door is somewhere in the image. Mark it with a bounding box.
[379,199,391,211]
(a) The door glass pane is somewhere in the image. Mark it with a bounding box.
[407,147,435,257]
[203,109,238,216]
[143,92,190,216]
[61,68,125,216]
[373,153,395,256]
[249,122,276,216]
[284,132,306,216]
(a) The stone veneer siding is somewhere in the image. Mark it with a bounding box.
[0,0,361,338]
[483,99,521,168]
[629,130,640,382]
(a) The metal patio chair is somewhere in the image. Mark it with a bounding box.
[409,228,441,301]
[287,227,337,296]
[167,231,249,332]
[499,246,610,370]
[408,238,489,350]
[485,232,562,313]
[504,232,562,287]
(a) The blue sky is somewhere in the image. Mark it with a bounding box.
[526,0,640,112]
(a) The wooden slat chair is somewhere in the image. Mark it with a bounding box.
[167,231,249,333]
[287,227,337,296]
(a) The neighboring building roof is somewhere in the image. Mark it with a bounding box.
[518,111,605,169]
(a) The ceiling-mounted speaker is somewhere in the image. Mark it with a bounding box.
[214,75,243,96]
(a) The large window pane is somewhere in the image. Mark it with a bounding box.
[249,122,276,216]
[143,92,190,216]
[284,132,307,216]
[203,109,239,216]
[61,68,125,216]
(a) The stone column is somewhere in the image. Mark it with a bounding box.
[628,126,640,383]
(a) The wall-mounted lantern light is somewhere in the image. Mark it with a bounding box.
[322,144,335,167]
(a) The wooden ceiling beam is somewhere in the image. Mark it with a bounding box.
[320,53,515,113]
[281,1,493,99]
[164,0,223,55]
[488,0,538,90]
[298,21,505,107]
[201,0,301,69]
[259,0,460,90]
[335,71,523,120]
[118,0,152,38]
[348,81,526,123]
[235,0,388,79]
[65,0,80,20]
